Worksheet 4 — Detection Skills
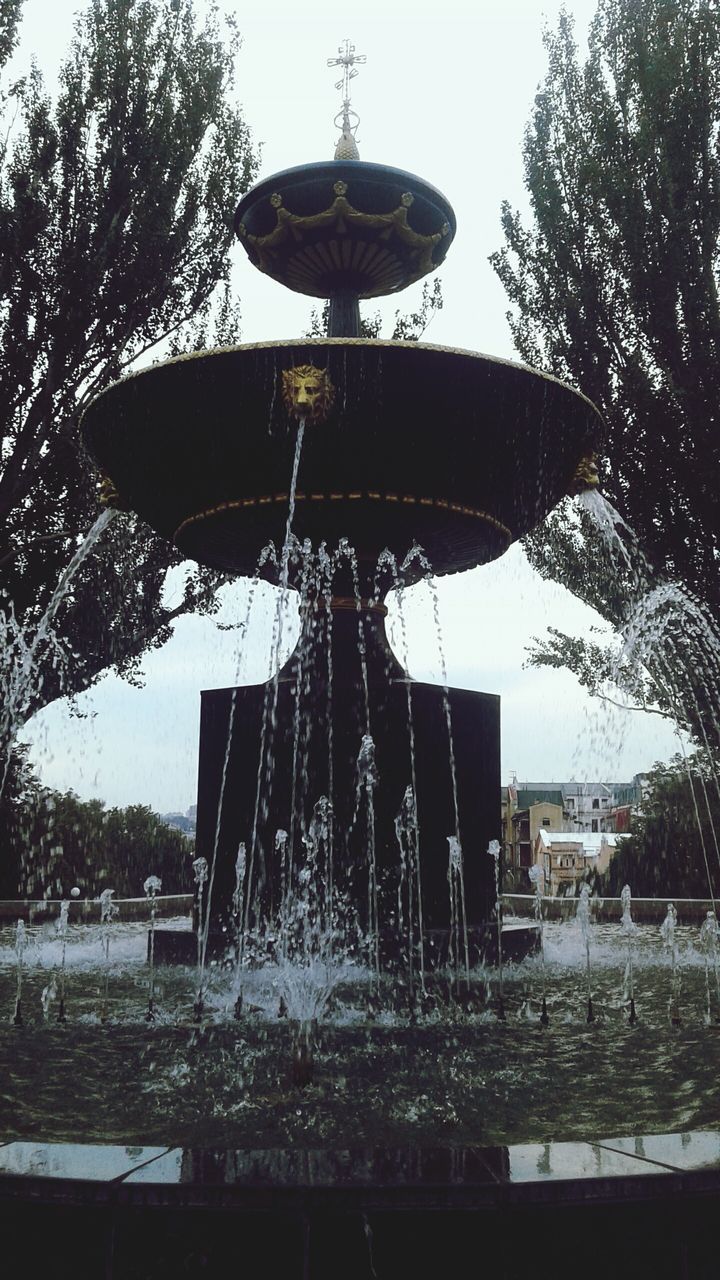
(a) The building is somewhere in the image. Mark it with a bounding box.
[502,777,645,887]
[509,790,566,874]
[534,829,623,896]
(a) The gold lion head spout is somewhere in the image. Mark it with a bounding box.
[97,471,127,510]
[281,364,335,424]
[570,453,600,494]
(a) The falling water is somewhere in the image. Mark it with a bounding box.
[244,417,307,945]
[0,509,116,798]
[620,884,638,1025]
[581,494,720,910]
[283,543,321,953]
[377,547,425,986]
[280,420,306,591]
[319,545,336,947]
[202,546,280,989]
[615,585,720,902]
[577,884,595,1023]
[337,538,371,731]
[577,489,636,573]
[421,564,468,982]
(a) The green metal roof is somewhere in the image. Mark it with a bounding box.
[516,789,564,809]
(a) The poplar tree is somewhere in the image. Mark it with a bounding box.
[492,0,720,734]
[0,0,257,734]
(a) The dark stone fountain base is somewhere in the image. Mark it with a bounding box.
[154,599,542,968]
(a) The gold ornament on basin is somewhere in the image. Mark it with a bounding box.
[97,471,126,509]
[281,364,335,423]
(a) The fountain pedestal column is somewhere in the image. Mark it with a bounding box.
[183,599,501,964]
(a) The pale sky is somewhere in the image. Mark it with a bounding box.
[16,0,679,811]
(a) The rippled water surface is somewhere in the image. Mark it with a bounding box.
[1,918,719,1148]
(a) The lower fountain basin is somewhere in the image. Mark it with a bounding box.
[3,917,720,1278]
[80,340,602,583]
[2,919,719,1149]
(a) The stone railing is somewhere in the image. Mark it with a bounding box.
[0,894,192,924]
[502,893,719,924]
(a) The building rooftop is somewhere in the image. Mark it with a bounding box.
[516,789,564,809]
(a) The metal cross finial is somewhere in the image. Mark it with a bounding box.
[328,39,366,156]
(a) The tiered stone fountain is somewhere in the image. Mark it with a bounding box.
[81,43,602,978]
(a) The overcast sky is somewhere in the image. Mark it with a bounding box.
[17,0,679,812]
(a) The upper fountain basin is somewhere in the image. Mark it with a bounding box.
[234,161,456,299]
[80,338,603,585]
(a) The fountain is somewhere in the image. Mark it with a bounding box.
[5,43,720,1279]
[80,44,601,981]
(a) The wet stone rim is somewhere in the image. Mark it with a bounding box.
[0,1130,718,1206]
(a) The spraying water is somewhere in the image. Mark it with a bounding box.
[660,902,682,1026]
[12,919,26,1026]
[528,864,549,1025]
[192,858,209,1020]
[99,889,118,1024]
[446,835,469,992]
[576,884,595,1023]
[56,898,71,1024]
[144,876,162,1022]
[487,840,505,1019]
[355,735,380,986]
[620,884,638,1025]
[232,843,248,1017]
[699,910,720,1025]
[395,784,420,1003]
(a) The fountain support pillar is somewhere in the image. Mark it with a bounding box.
[181,599,503,965]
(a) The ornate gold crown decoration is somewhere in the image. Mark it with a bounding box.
[281,364,336,423]
[570,453,600,494]
[238,186,449,296]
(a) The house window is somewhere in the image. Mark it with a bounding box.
[542,819,551,827]
[592,798,600,810]
[591,819,599,833]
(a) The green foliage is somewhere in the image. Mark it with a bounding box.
[525,622,678,721]
[1,773,194,899]
[492,0,720,735]
[602,753,720,897]
[0,0,258,737]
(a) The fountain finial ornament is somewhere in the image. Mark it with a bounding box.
[328,39,366,159]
